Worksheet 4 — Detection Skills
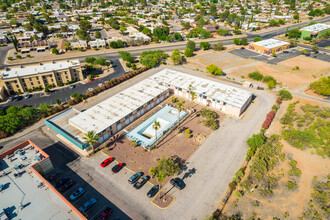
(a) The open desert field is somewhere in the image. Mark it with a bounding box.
[186,51,330,92]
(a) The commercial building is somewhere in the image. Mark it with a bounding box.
[0,140,82,220]
[248,38,290,55]
[46,69,252,153]
[299,23,330,39]
[0,60,83,94]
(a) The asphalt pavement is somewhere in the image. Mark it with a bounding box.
[0,59,125,108]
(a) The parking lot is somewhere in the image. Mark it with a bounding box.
[45,141,165,220]
[229,48,269,61]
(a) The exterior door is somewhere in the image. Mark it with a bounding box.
[117,124,122,131]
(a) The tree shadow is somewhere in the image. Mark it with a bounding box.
[182,168,197,180]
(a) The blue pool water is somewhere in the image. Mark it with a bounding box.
[125,106,188,148]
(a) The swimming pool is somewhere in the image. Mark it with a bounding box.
[125,105,188,148]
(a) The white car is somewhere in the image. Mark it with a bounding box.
[98,83,103,87]
[88,88,93,92]
[70,187,84,201]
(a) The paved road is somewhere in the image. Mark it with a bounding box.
[1,16,329,68]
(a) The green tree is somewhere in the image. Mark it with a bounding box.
[82,130,100,153]
[10,34,18,52]
[149,156,180,182]
[213,42,224,51]
[267,80,276,89]
[247,134,266,149]
[170,49,182,65]
[287,29,301,39]
[312,44,319,52]
[176,101,185,127]
[85,57,96,63]
[184,48,193,57]
[186,40,196,51]
[200,42,210,50]
[254,37,262,42]
[79,20,91,31]
[206,64,223,75]
[38,103,52,113]
[51,48,59,54]
[233,38,240,45]
[94,30,101,39]
[217,28,230,36]
[55,99,61,105]
[153,120,161,144]
[240,37,248,46]
[118,51,133,63]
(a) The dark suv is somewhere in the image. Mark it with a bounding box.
[128,172,143,184]
[133,176,149,189]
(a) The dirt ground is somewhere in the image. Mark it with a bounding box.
[101,96,222,186]
[222,97,330,219]
[186,51,330,91]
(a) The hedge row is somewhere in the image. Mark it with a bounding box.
[262,98,282,129]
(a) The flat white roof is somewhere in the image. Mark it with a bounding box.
[300,23,330,32]
[0,60,80,79]
[151,69,252,109]
[69,78,169,134]
[251,38,289,49]
[69,69,252,134]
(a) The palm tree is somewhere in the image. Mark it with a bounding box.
[82,130,100,153]
[153,120,161,144]
[176,101,185,127]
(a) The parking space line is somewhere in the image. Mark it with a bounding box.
[88,205,107,220]
[72,191,89,205]
[62,184,80,196]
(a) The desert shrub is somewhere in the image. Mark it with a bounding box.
[184,129,191,134]
[200,108,217,119]
[248,71,263,81]
[278,90,293,100]
[288,160,302,177]
[203,118,218,130]
[131,140,137,147]
[186,134,191,138]
[309,77,330,96]
[287,181,298,190]
[235,191,243,198]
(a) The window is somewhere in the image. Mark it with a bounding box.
[66,76,68,79]
[38,81,40,84]
[51,79,53,82]
[31,82,34,86]
[16,85,19,88]
[36,76,39,80]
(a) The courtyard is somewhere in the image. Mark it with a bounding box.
[101,95,223,186]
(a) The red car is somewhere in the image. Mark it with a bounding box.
[97,207,112,220]
[112,163,124,173]
[100,157,114,167]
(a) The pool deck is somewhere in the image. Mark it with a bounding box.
[125,105,187,147]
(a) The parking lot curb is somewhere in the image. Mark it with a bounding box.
[150,190,176,209]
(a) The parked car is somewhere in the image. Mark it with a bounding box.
[24,94,30,99]
[88,88,93,92]
[133,176,149,189]
[97,207,113,220]
[0,184,4,192]
[170,178,185,190]
[70,187,84,200]
[98,83,103,87]
[147,185,160,198]
[69,85,75,89]
[100,157,114,167]
[56,177,70,187]
[59,180,75,192]
[128,172,143,184]
[79,198,97,212]
[13,95,20,101]
[8,97,13,102]
[112,163,124,173]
